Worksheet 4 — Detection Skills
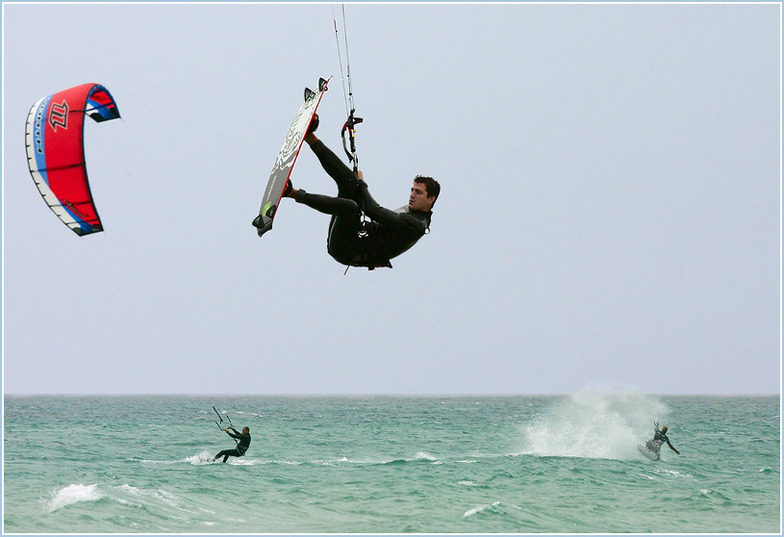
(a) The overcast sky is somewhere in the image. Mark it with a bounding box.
[2,3,780,396]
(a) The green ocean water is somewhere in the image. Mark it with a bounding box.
[3,393,780,533]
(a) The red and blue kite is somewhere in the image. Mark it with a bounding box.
[25,83,120,236]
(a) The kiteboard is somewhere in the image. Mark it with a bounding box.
[252,77,330,237]
[637,441,661,461]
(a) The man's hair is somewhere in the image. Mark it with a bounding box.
[414,175,440,207]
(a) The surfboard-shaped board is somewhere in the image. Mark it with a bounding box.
[252,77,330,237]
[638,442,661,461]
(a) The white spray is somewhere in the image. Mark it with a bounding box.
[521,388,669,459]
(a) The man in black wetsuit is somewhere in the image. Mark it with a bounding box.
[213,426,251,463]
[284,115,440,269]
[646,424,680,455]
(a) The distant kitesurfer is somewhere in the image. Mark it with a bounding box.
[647,423,680,455]
[284,115,440,269]
[212,426,251,463]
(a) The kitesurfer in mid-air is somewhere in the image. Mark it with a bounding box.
[646,423,680,455]
[212,426,251,463]
[284,115,440,269]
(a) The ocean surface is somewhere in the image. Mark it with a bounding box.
[3,393,780,534]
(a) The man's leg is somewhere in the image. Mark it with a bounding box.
[214,449,233,463]
[290,190,361,264]
[291,190,356,216]
[304,134,360,200]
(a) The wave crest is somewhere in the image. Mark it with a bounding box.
[45,484,103,513]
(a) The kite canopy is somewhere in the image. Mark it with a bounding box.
[25,83,120,236]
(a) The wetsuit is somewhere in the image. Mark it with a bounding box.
[295,140,431,269]
[214,429,251,463]
[646,428,672,452]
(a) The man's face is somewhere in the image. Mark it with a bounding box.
[408,182,434,212]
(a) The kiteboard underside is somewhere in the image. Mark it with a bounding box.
[252,77,330,237]
[637,443,661,461]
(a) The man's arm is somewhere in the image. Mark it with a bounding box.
[666,440,680,454]
[356,180,427,234]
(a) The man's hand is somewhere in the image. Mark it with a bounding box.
[356,169,364,181]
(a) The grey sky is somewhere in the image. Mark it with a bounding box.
[2,3,780,396]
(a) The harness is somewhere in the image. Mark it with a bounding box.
[345,223,393,272]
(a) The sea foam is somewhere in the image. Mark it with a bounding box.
[45,483,103,513]
[463,501,501,517]
[520,388,669,459]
